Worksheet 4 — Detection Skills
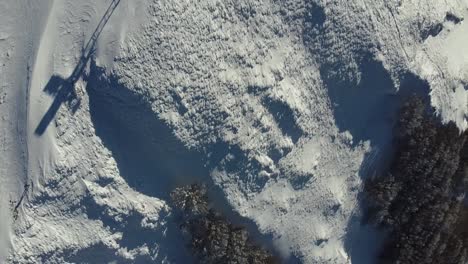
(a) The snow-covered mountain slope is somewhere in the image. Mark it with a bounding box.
[0,0,54,261]
[1,0,468,263]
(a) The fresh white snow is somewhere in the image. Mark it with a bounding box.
[418,9,468,130]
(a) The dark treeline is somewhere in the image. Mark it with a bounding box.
[366,97,468,264]
[170,184,278,264]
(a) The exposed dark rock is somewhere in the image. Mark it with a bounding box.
[420,23,443,40]
[420,13,463,41]
[445,13,463,24]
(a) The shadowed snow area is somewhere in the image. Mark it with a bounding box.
[87,71,208,199]
[87,63,296,263]
[299,10,433,263]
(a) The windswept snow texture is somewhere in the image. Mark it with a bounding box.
[1,0,468,263]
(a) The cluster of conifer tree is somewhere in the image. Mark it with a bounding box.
[171,184,278,264]
[366,97,468,264]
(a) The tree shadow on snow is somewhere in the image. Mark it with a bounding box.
[332,59,431,264]
[320,50,432,262]
[301,3,432,262]
[87,67,210,200]
[86,62,288,262]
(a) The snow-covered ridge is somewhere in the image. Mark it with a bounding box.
[1,0,468,263]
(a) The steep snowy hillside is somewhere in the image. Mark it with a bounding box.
[0,0,53,261]
[1,0,468,263]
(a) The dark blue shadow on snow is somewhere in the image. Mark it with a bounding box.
[34,0,121,136]
[300,2,432,262]
[86,62,290,263]
[323,58,426,146]
[326,58,431,264]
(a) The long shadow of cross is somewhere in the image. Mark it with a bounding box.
[34,0,121,136]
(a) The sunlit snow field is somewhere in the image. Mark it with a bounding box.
[1,0,468,263]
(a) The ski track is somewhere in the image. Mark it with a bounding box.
[0,0,54,262]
